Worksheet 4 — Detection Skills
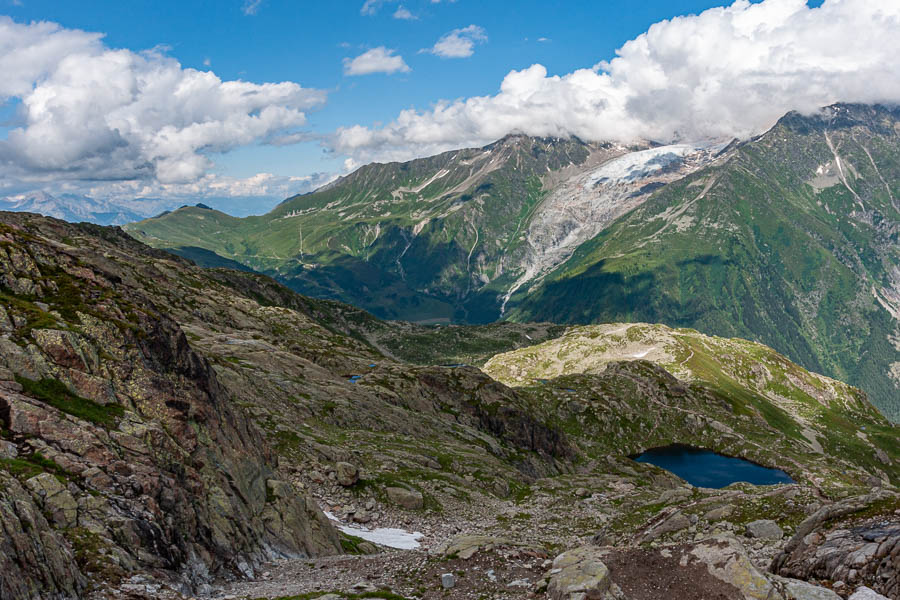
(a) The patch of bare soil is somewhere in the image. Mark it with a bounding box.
[603,547,743,600]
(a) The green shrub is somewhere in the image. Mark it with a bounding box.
[15,375,124,428]
[0,451,68,482]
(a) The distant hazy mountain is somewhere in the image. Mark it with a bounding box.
[0,192,163,226]
[0,192,285,225]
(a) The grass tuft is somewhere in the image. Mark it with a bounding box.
[15,375,124,428]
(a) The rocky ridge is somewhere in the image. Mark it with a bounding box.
[124,105,900,424]
[509,104,900,421]
[126,136,722,325]
[0,215,345,598]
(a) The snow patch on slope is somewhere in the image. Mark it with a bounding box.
[583,145,700,188]
[324,512,424,550]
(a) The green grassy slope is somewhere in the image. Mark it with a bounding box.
[508,105,900,420]
[126,136,597,323]
[482,323,898,491]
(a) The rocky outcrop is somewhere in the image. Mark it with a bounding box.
[688,534,783,600]
[0,472,87,600]
[638,510,691,543]
[848,587,891,600]
[0,215,341,598]
[544,535,835,600]
[771,491,899,599]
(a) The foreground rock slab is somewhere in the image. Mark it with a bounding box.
[547,545,623,600]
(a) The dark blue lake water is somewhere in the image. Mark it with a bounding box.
[632,444,794,488]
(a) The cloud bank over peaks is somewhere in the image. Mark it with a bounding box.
[334,0,900,165]
[0,16,326,188]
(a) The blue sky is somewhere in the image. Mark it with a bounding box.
[4,0,892,217]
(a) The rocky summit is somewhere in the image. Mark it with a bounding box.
[0,210,897,600]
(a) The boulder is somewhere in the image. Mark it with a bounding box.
[641,510,691,542]
[0,440,17,459]
[688,534,783,599]
[0,473,86,600]
[745,519,783,540]
[704,504,735,522]
[351,509,371,524]
[441,573,456,589]
[385,486,423,510]
[657,487,692,504]
[848,587,890,600]
[335,462,359,487]
[0,305,11,332]
[547,545,623,600]
[436,535,510,560]
[356,541,378,555]
[771,575,841,600]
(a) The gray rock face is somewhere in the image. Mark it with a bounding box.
[385,486,424,510]
[0,439,17,459]
[772,491,899,599]
[0,472,87,600]
[746,519,784,540]
[25,472,78,528]
[335,462,359,487]
[0,304,11,332]
[547,545,622,600]
[0,215,343,598]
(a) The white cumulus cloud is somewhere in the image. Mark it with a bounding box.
[334,0,900,164]
[241,0,264,16]
[343,46,411,76]
[393,6,416,20]
[360,0,392,16]
[423,24,487,58]
[0,16,327,186]
[88,171,337,202]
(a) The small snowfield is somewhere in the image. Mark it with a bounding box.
[324,511,424,550]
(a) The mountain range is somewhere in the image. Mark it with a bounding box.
[1,210,897,599]
[126,103,900,421]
